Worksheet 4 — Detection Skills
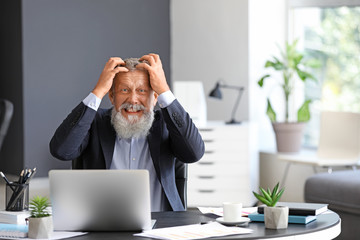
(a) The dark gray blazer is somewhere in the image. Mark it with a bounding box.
[49,99,205,211]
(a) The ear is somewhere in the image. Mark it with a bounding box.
[153,92,158,106]
[109,88,115,105]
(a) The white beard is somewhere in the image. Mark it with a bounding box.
[111,103,154,139]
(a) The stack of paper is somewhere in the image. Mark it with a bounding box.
[0,210,30,225]
[134,222,253,240]
[0,223,28,238]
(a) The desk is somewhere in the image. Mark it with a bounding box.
[69,209,340,239]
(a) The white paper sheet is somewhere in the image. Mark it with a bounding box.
[0,231,87,240]
[134,222,253,240]
[197,206,258,217]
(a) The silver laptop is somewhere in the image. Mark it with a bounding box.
[49,169,152,231]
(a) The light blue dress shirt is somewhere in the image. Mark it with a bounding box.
[83,91,176,212]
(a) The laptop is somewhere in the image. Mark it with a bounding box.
[49,169,152,231]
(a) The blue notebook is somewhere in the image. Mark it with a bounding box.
[0,223,28,238]
[248,212,316,224]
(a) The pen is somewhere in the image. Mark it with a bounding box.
[25,168,36,184]
[18,169,24,184]
[0,171,16,191]
[23,169,31,183]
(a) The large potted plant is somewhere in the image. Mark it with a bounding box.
[27,196,53,239]
[253,182,287,229]
[258,40,320,152]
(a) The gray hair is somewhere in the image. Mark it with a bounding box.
[122,58,149,71]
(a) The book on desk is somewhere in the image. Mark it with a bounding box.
[248,212,317,224]
[0,210,30,225]
[0,223,28,238]
[257,202,328,216]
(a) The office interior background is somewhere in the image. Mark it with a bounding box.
[1,0,360,203]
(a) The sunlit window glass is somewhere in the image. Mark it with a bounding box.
[291,6,360,147]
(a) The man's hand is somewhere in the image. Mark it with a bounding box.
[137,53,170,95]
[92,57,129,99]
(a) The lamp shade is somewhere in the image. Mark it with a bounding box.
[208,81,245,124]
[209,83,222,99]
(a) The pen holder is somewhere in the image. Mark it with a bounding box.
[6,182,29,211]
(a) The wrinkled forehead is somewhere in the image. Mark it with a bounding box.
[113,69,151,89]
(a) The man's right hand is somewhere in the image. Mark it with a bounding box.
[92,57,129,99]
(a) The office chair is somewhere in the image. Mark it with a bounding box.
[278,111,360,186]
[72,159,188,210]
[0,99,14,152]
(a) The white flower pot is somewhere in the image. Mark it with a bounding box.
[264,206,289,229]
[28,216,53,239]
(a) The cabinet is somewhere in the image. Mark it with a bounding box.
[188,122,258,207]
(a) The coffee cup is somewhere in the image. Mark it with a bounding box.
[223,202,243,222]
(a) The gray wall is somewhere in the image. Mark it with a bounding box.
[0,0,170,177]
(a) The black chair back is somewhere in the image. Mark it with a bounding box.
[174,160,188,210]
[0,99,14,152]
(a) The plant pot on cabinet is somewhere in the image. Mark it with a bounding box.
[28,216,53,239]
[264,206,289,229]
[272,122,305,153]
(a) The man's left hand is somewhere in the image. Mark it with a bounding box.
[137,53,170,95]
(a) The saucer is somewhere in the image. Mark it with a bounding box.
[216,217,251,226]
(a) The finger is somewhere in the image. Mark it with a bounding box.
[139,55,156,66]
[113,66,129,74]
[136,62,151,71]
[148,53,160,62]
[107,57,125,69]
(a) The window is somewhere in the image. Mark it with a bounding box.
[290,4,360,147]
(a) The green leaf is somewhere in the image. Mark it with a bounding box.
[296,69,316,82]
[272,188,285,206]
[258,74,270,87]
[271,182,279,199]
[265,58,285,70]
[266,99,276,122]
[252,192,271,206]
[260,188,272,202]
[297,100,311,122]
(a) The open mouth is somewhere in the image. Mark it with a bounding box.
[124,108,142,114]
[120,104,145,115]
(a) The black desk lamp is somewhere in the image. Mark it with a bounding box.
[209,81,245,124]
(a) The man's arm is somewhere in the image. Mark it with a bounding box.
[137,53,204,163]
[49,102,96,160]
[92,57,129,99]
[50,57,127,160]
[161,98,205,163]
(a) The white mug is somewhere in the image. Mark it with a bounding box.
[223,202,243,222]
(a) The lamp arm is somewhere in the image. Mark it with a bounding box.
[220,84,244,91]
[230,88,244,122]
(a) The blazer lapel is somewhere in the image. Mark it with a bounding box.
[99,109,116,169]
[148,112,162,180]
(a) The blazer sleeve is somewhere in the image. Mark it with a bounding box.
[161,99,205,163]
[49,102,97,160]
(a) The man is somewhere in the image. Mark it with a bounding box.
[50,53,205,212]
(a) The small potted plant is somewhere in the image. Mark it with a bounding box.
[27,196,53,239]
[253,182,288,229]
[258,40,320,152]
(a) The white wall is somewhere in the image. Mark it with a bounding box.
[171,0,287,150]
[171,0,249,123]
[249,0,287,150]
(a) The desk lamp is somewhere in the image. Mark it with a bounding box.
[209,81,244,124]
